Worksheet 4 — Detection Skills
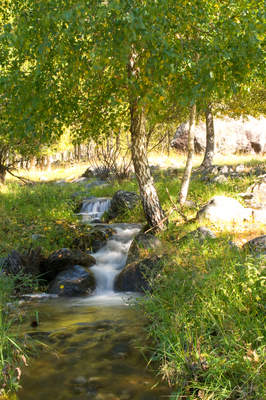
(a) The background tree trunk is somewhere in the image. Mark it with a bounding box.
[200,104,215,168]
[179,104,197,206]
[130,101,166,230]
[0,165,7,184]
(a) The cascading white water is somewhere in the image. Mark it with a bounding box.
[77,197,141,304]
[90,224,141,301]
[79,197,111,222]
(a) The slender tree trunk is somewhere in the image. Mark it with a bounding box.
[130,101,166,230]
[179,104,197,206]
[200,104,215,168]
[0,165,6,184]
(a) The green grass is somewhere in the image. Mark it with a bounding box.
[0,182,83,257]
[0,273,36,396]
[139,236,265,399]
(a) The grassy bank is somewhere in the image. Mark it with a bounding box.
[0,272,36,397]
[0,154,265,398]
[140,234,265,399]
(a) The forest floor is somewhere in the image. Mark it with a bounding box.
[0,152,265,399]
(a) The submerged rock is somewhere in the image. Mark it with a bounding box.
[48,265,96,296]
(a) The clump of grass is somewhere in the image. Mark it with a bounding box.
[0,272,36,396]
[0,182,85,257]
[140,236,265,399]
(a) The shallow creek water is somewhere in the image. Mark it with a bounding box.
[18,299,171,400]
[18,216,171,400]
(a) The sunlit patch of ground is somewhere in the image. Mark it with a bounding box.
[6,162,89,184]
[212,220,265,246]
[148,150,265,170]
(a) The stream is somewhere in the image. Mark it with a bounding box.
[18,199,171,400]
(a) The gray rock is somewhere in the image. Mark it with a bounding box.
[219,165,230,174]
[71,226,115,253]
[171,117,266,154]
[54,180,67,185]
[85,180,109,190]
[82,167,94,178]
[235,164,245,173]
[43,248,96,281]
[114,256,162,293]
[245,175,266,208]
[2,248,44,276]
[127,232,162,264]
[211,175,227,184]
[197,196,253,223]
[71,177,90,184]
[179,227,216,242]
[72,376,87,385]
[171,121,205,153]
[243,235,266,255]
[105,190,141,221]
[48,265,96,296]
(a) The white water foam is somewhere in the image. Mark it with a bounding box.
[90,224,141,296]
[79,198,111,222]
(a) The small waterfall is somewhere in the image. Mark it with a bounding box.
[89,223,141,302]
[79,197,111,222]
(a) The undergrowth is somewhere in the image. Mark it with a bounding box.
[0,272,36,397]
[140,235,265,399]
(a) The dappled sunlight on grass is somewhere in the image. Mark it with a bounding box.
[5,163,89,184]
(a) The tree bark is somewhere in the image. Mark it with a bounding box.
[179,104,196,206]
[200,104,215,168]
[130,101,166,230]
[0,164,7,184]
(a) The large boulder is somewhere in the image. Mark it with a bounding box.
[171,121,205,153]
[171,116,266,154]
[48,265,96,296]
[197,196,253,223]
[2,248,44,276]
[114,256,162,293]
[127,232,162,264]
[105,190,141,221]
[243,235,266,256]
[42,248,96,281]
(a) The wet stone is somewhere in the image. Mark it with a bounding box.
[73,376,87,385]
[111,342,130,357]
